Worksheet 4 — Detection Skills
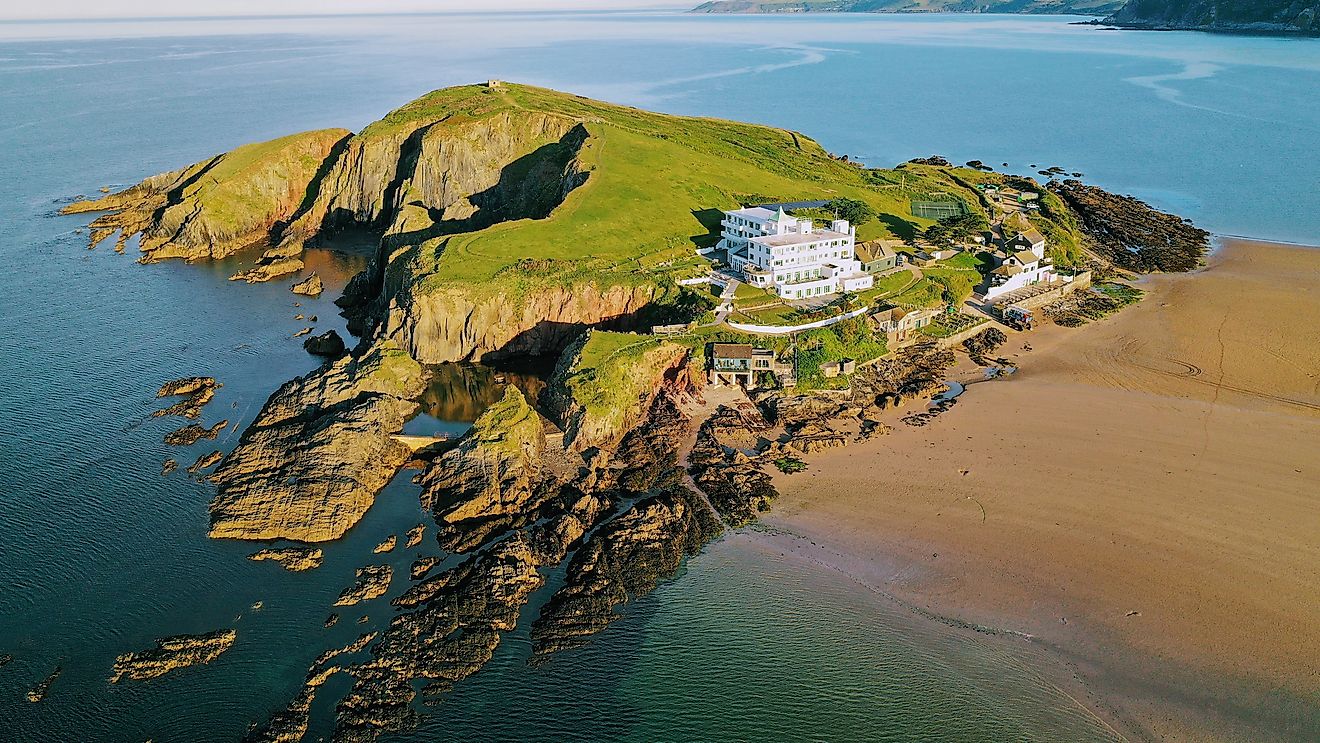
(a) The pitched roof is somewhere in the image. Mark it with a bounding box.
[993,264,1024,277]
[855,240,897,262]
[712,343,753,359]
[1012,249,1039,264]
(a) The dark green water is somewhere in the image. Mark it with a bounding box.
[3,10,1315,741]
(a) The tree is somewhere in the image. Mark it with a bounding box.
[923,211,988,246]
[824,198,875,227]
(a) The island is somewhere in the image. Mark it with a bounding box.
[67,82,1219,742]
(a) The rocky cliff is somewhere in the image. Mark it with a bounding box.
[545,330,700,454]
[63,129,350,260]
[1104,0,1319,34]
[208,340,428,542]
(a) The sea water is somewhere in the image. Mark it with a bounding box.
[1,11,1316,741]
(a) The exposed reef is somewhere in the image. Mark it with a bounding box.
[26,665,61,702]
[109,630,237,683]
[154,377,220,419]
[334,566,393,607]
[1050,179,1210,272]
[248,547,325,572]
[531,486,721,656]
[164,420,228,446]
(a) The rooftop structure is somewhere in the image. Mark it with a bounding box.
[720,206,873,300]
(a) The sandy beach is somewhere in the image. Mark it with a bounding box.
[760,238,1320,741]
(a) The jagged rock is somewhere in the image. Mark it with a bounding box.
[243,662,342,743]
[963,327,1007,365]
[303,329,346,358]
[410,556,441,581]
[154,378,219,420]
[1050,180,1209,272]
[404,524,426,549]
[335,566,392,607]
[208,340,428,542]
[158,377,218,398]
[689,422,779,526]
[248,547,324,572]
[545,330,696,453]
[60,129,350,260]
[531,487,721,656]
[231,255,306,284]
[163,419,227,446]
[109,630,236,683]
[26,665,61,702]
[161,459,178,476]
[418,387,546,552]
[324,614,340,628]
[187,450,223,475]
[373,536,397,554]
[0,653,13,668]
[291,274,323,297]
[292,327,313,338]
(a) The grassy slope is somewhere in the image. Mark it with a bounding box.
[389,84,929,301]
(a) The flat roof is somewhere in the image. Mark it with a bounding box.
[725,207,780,221]
[752,229,851,248]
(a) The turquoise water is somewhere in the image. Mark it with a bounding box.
[1,11,1316,741]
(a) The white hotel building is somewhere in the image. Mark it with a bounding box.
[719,206,874,300]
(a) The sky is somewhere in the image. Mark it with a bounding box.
[0,0,683,22]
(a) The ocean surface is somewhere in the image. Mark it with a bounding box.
[1,10,1316,741]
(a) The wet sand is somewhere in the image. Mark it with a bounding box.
[761,238,1320,741]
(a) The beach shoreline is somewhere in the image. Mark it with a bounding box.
[757,237,1320,741]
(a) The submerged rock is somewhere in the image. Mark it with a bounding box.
[291,273,324,297]
[110,630,236,683]
[335,566,393,607]
[0,653,12,668]
[208,340,428,543]
[26,665,61,702]
[248,547,324,572]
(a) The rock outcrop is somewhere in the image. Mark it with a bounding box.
[109,630,237,682]
[303,329,347,358]
[335,566,393,606]
[154,377,220,419]
[545,331,697,454]
[531,486,721,656]
[248,547,324,572]
[208,340,428,542]
[61,130,350,260]
[163,420,227,446]
[26,665,61,702]
[1050,179,1210,272]
[291,274,324,296]
[417,387,546,550]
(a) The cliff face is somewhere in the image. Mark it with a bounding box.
[545,331,699,454]
[62,129,350,260]
[1104,0,1319,33]
[208,340,428,543]
[279,110,587,251]
[375,279,666,364]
